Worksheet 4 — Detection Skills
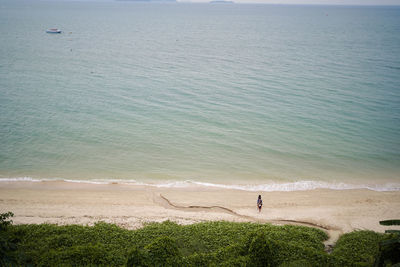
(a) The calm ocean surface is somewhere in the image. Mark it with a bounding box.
[0,0,399,191]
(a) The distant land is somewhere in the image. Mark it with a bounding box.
[116,0,176,2]
[210,0,234,3]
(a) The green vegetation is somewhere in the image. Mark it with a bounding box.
[379,220,400,226]
[331,230,384,266]
[374,220,400,266]
[0,212,398,266]
[0,212,18,266]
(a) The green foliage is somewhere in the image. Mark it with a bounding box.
[385,230,400,234]
[185,252,211,266]
[247,230,351,267]
[11,222,134,266]
[38,243,124,266]
[1,218,391,267]
[279,259,313,267]
[375,221,400,267]
[248,231,278,266]
[0,212,19,266]
[126,247,148,267]
[379,220,400,226]
[140,236,182,266]
[0,212,14,231]
[332,230,384,266]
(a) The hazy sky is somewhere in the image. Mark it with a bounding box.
[199,0,400,4]
[253,0,400,4]
[59,0,400,5]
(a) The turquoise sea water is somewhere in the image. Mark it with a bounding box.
[0,1,399,190]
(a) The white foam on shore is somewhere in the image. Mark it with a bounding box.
[1,177,399,192]
[188,180,400,192]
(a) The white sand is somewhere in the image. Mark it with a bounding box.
[1,181,399,244]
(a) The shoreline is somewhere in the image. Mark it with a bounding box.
[1,176,399,192]
[1,180,400,245]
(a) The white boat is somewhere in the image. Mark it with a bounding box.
[46,28,62,34]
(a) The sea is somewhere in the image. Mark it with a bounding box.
[0,0,399,191]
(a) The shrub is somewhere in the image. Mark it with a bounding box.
[0,212,19,266]
[126,236,182,266]
[126,246,148,267]
[0,212,14,231]
[332,230,384,266]
[248,231,277,267]
[4,219,378,266]
[376,235,400,266]
[379,220,400,226]
[145,236,182,266]
[279,259,313,267]
[247,229,351,267]
[37,243,125,266]
[375,219,400,266]
[185,252,212,266]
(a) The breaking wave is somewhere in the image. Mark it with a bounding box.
[0,177,399,192]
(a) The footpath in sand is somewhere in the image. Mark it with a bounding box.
[1,181,400,246]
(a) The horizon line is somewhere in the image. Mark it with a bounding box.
[36,0,400,6]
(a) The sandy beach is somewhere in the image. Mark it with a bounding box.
[1,181,400,245]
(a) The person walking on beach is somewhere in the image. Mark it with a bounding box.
[257,195,263,212]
